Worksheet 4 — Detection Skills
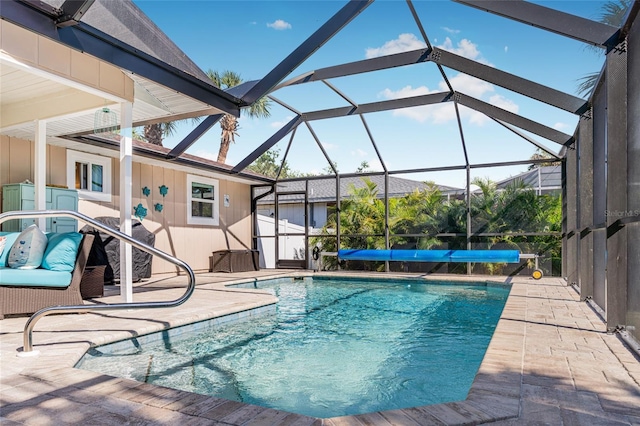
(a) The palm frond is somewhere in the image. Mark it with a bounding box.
[576,72,600,97]
[599,0,631,26]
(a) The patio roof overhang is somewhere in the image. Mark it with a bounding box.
[0,0,246,160]
[1,0,242,117]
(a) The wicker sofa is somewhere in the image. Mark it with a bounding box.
[0,232,94,319]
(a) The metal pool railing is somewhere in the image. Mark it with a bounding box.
[0,210,196,356]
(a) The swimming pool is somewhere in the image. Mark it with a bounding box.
[77,276,509,418]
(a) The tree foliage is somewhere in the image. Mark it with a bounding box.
[314,176,562,275]
[577,0,631,96]
[528,148,561,170]
[246,148,308,179]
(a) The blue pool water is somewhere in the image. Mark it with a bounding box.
[78,277,509,418]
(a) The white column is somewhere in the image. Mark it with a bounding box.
[119,102,133,303]
[34,120,47,230]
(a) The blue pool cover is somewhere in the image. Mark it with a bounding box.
[338,249,520,263]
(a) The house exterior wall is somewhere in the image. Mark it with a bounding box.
[311,203,328,229]
[257,202,328,229]
[0,137,252,274]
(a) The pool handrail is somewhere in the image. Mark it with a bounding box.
[0,210,196,355]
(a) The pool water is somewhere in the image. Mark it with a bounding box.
[78,277,509,418]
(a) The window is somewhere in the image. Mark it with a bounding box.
[67,150,112,202]
[187,174,219,226]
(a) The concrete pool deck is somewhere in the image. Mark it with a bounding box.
[1,271,639,425]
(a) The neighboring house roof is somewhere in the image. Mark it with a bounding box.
[494,166,562,191]
[257,175,462,204]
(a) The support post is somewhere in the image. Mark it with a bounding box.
[578,116,594,299]
[564,141,578,287]
[305,180,310,269]
[627,11,640,342]
[466,165,472,275]
[336,174,341,270]
[605,46,628,331]
[384,171,389,273]
[274,185,279,268]
[34,120,47,230]
[592,84,607,311]
[120,102,133,303]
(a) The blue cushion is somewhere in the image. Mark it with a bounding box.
[41,232,83,272]
[0,233,20,267]
[8,225,48,270]
[0,267,72,287]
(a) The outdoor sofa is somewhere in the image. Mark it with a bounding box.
[0,230,94,319]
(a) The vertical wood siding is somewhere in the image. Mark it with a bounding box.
[0,137,254,274]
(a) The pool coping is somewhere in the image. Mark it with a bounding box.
[2,271,640,425]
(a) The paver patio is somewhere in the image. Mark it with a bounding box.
[1,271,639,425]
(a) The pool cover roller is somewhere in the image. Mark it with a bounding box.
[337,249,520,263]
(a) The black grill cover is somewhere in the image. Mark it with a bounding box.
[82,230,115,283]
[81,217,155,282]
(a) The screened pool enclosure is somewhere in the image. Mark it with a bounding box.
[7,0,638,345]
[239,0,639,342]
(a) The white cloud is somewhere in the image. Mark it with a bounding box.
[365,33,427,58]
[267,19,291,30]
[504,46,508,53]
[270,115,294,128]
[250,21,257,25]
[466,95,519,126]
[380,84,438,99]
[322,142,338,150]
[442,27,460,34]
[553,122,570,131]
[377,38,519,126]
[367,159,384,172]
[441,74,493,98]
[437,37,492,65]
[193,150,218,162]
[352,148,368,157]
[489,94,519,113]
[380,79,518,126]
[380,85,456,123]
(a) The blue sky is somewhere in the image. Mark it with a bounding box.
[134,0,608,188]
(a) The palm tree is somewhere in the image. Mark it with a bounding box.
[206,70,271,164]
[390,182,444,250]
[141,122,179,146]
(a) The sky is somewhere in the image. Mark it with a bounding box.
[133,0,609,188]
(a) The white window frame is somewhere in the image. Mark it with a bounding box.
[187,174,219,226]
[66,150,112,202]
